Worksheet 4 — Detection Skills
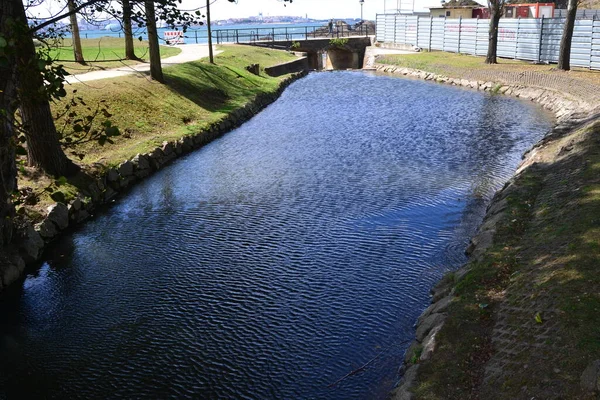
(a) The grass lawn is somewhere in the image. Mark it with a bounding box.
[58,44,297,166]
[49,37,182,75]
[377,51,600,86]
[18,45,298,213]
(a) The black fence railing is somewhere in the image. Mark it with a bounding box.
[79,24,375,45]
[211,24,374,45]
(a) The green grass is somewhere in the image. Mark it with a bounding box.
[18,45,298,209]
[49,37,182,74]
[52,45,297,166]
[413,121,600,399]
[377,51,600,86]
[378,51,529,73]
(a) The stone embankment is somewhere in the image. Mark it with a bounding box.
[0,71,308,294]
[374,63,600,399]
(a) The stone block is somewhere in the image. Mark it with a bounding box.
[118,160,134,177]
[46,203,69,230]
[37,219,58,240]
[19,224,44,262]
[416,313,446,342]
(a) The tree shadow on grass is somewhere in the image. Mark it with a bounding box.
[162,62,265,113]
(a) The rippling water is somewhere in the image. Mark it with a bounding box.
[0,71,552,399]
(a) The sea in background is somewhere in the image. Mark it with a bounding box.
[70,22,335,44]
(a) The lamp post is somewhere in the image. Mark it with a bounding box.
[360,0,364,21]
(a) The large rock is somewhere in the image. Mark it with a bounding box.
[46,203,69,230]
[72,209,90,224]
[390,364,419,400]
[416,313,446,342]
[132,153,150,171]
[418,295,454,325]
[70,198,82,211]
[19,224,44,262]
[581,360,600,393]
[1,255,25,288]
[162,141,174,156]
[36,219,58,239]
[106,168,120,183]
[148,148,164,170]
[404,340,422,364]
[420,323,443,361]
[118,160,134,177]
[86,182,103,202]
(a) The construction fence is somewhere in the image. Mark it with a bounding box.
[375,14,600,70]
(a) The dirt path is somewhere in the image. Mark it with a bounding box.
[65,44,222,84]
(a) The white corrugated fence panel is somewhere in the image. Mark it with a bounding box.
[376,14,387,42]
[430,19,445,50]
[406,16,419,45]
[570,20,593,67]
[376,13,599,68]
[459,19,478,54]
[443,18,461,52]
[516,19,542,61]
[592,19,600,69]
[417,17,432,48]
[475,19,489,56]
[384,14,396,43]
[496,20,519,58]
[394,15,407,44]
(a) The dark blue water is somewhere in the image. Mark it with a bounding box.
[73,23,325,43]
[0,72,552,399]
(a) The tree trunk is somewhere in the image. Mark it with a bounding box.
[0,0,19,248]
[68,0,86,64]
[145,0,164,82]
[206,0,214,63]
[123,0,138,60]
[558,0,577,71]
[14,0,77,176]
[486,2,502,64]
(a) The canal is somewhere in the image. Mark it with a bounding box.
[0,71,553,399]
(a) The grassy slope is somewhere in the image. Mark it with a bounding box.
[18,45,297,212]
[384,53,600,399]
[413,122,600,399]
[49,37,181,74]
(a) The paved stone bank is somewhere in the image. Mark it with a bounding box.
[376,63,600,399]
[0,71,308,294]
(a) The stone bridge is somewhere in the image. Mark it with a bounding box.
[253,37,374,71]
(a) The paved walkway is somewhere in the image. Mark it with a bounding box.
[66,44,221,84]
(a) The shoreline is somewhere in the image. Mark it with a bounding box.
[373,62,599,399]
[0,70,308,295]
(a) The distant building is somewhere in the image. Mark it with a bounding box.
[384,0,446,15]
[503,3,555,18]
[428,0,483,18]
[428,0,554,19]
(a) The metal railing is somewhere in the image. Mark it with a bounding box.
[211,24,374,45]
[77,24,375,46]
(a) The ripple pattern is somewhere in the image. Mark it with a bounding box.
[0,71,552,400]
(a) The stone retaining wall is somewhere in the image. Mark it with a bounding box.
[265,57,309,77]
[0,70,308,294]
[374,63,600,399]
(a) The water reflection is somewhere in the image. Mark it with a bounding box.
[0,71,552,399]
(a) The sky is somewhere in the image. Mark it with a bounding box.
[29,0,452,23]
[199,0,385,21]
